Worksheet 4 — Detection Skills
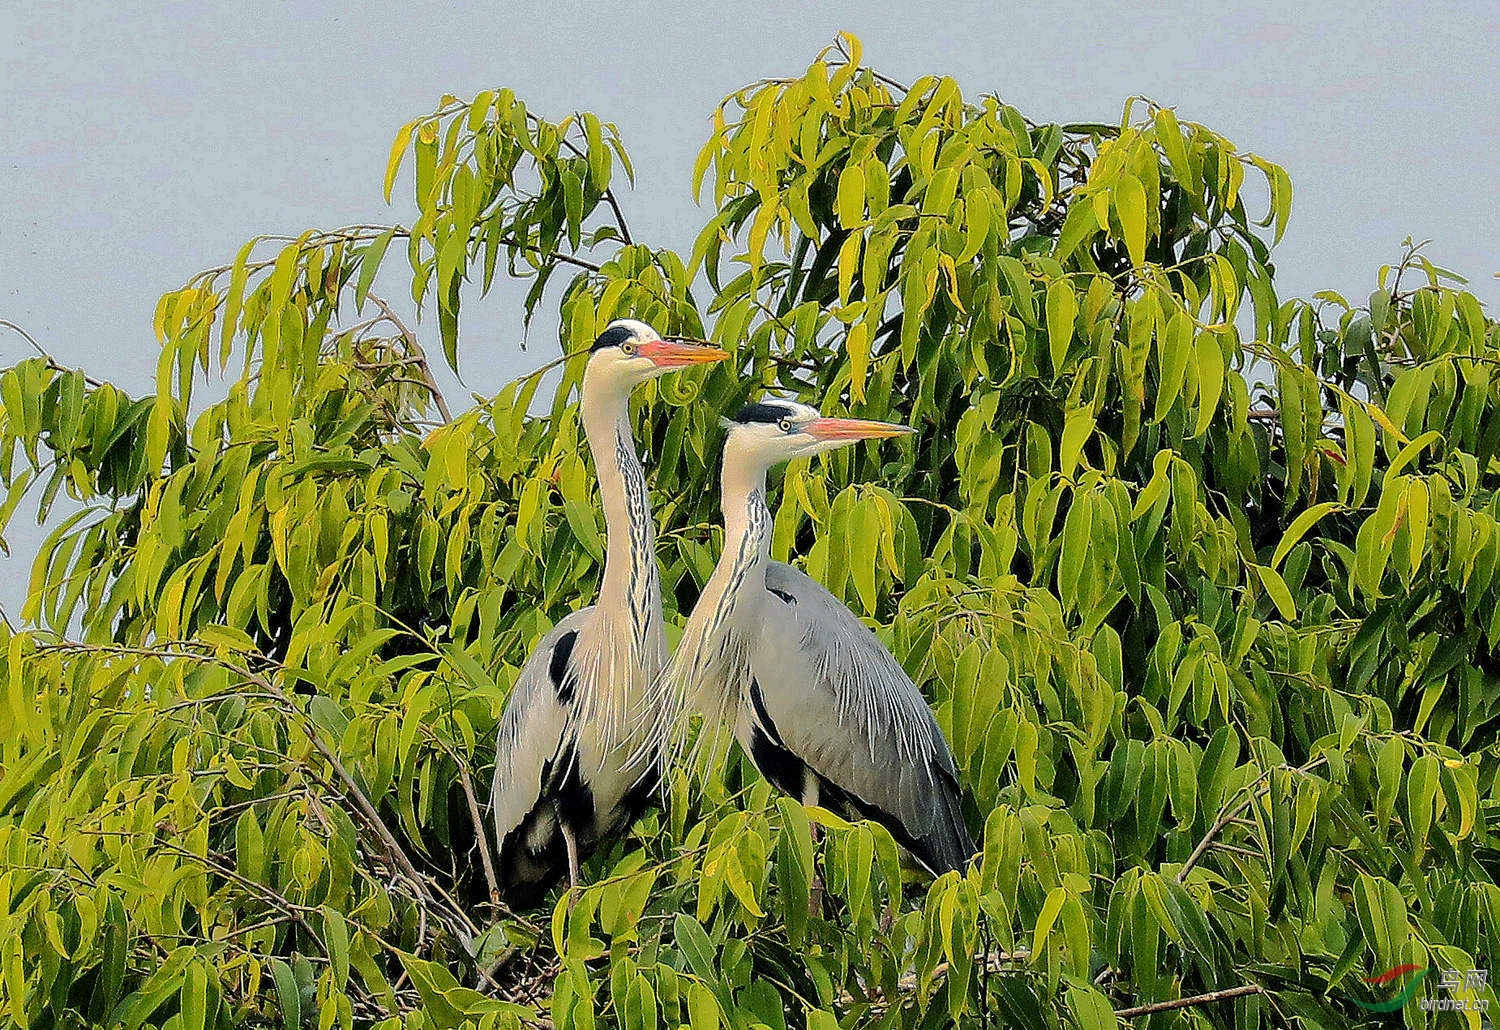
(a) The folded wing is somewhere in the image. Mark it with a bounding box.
[743,563,974,875]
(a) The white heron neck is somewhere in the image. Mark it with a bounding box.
[719,459,773,576]
[670,451,773,688]
[579,377,660,630]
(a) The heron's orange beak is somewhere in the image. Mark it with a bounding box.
[638,339,730,368]
[803,417,916,441]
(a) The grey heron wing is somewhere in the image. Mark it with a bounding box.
[750,563,974,874]
[490,608,593,846]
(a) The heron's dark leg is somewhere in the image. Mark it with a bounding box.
[561,819,582,911]
[802,772,823,919]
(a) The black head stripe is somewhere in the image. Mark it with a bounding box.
[591,325,636,352]
[732,401,800,425]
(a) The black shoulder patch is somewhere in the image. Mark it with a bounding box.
[732,401,799,425]
[768,586,797,605]
[747,679,805,798]
[748,679,784,745]
[549,630,578,703]
[591,325,635,352]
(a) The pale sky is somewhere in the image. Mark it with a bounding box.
[2,0,1497,616]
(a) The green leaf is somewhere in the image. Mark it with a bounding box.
[269,958,301,1030]
[1115,175,1148,268]
[1055,202,1098,262]
[1382,429,1443,486]
[356,227,396,309]
[1058,492,1094,611]
[1271,501,1339,570]
[997,256,1035,325]
[850,495,879,614]
[1153,108,1198,195]
[723,846,764,917]
[1066,985,1119,1030]
[1374,736,1404,833]
[673,915,717,986]
[563,169,584,250]
[1406,753,1439,852]
[686,982,720,1030]
[1032,886,1068,956]
[1193,331,1225,437]
[1046,278,1078,373]
[384,121,415,202]
[1352,874,1408,971]
[178,964,208,1030]
[322,906,350,989]
[1154,310,1193,420]
[837,164,866,229]
[1255,564,1297,620]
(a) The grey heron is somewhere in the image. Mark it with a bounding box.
[490,319,727,907]
[659,399,975,876]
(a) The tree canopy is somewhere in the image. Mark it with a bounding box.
[1,32,1497,1030]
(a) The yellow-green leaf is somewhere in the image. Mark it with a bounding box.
[1115,175,1148,268]
[1045,279,1078,374]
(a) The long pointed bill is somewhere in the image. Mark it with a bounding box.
[638,339,730,368]
[803,417,916,442]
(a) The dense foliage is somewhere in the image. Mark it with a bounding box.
[2,33,1498,1030]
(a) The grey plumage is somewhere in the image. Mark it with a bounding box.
[657,400,975,876]
[745,563,973,874]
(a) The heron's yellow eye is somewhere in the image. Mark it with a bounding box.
[778,418,795,433]
[621,342,637,356]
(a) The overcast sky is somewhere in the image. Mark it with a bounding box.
[2,0,1497,616]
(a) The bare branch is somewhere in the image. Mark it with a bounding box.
[547,113,634,247]
[1115,984,1263,1019]
[366,293,453,422]
[1177,755,1325,883]
[0,319,106,388]
[433,736,502,912]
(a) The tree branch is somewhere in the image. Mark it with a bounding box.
[499,234,603,273]
[549,114,634,246]
[367,294,453,423]
[36,639,504,939]
[433,736,502,912]
[1177,755,1325,883]
[1114,984,1263,1018]
[0,319,106,388]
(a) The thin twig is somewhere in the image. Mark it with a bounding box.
[500,234,603,273]
[1115,984,1263,1018]
[829,36,911,96]
[540,112,634,247]
[1208,843,1265,860]
[367,294,453,423]
[433,736,502,911]
[0,319,106,389]
[1177,755,1325,883]
[144,838,328,953]
[839,949,1030,1011]
[0,318,48,360]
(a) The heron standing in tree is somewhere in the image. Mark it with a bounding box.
[657,399,975,876]
[490,319,727,907]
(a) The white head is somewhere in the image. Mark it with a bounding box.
[582,319,727,402]
[722,398,915,475]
